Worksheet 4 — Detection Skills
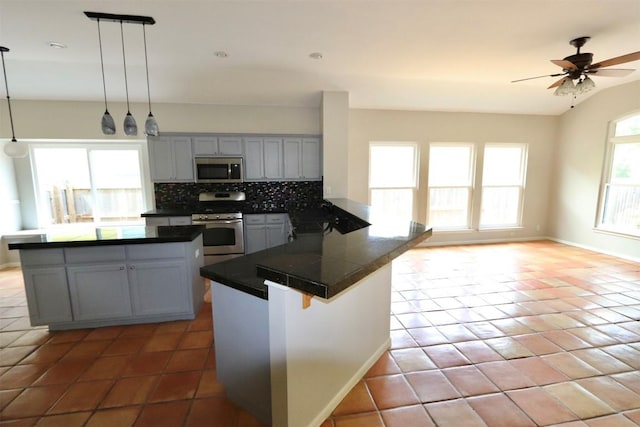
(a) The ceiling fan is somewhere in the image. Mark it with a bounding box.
[512,37,640,96]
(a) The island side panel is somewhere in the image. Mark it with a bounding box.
[210,281,272,425]
[267,263,392,427]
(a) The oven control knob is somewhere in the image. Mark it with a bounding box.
[216,215,221,219]
[200,215,207,220]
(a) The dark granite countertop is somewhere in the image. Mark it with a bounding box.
[7,226,204,250]
[200,198,432,300]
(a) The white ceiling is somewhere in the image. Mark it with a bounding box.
[1,0,639,116]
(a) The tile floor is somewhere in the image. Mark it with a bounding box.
[0,240,639,426]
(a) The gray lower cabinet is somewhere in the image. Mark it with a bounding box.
[245,214,289,254]
[145,216,191,226]
[19,236,204,330]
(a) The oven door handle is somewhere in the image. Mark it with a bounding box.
[194,219,243,226]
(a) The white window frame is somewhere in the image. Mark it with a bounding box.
[595,112,640,238]
[368,142,419,221]
[426,142,475,231]
[479,143,528,229]
[28,139,152,229]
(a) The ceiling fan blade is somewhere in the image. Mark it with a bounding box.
[591,51,640,68]
[587,68,635,77]
[551,59,578,70]
[547,77,567,89]
[511,72,565,83]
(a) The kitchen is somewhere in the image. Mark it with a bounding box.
[1,2,639,427]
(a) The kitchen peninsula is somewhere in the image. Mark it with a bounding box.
[8,226,205,331]
[200,199,432,427]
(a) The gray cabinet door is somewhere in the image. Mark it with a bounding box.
[172,137,195,181]
[266,224,286,248]
[218,137,243,155]
[148,137,174,181]
[283,138,302,179]
[22,267,72,325]
[128,260,189,316]
[67,264,132,321]
[245,224,268,254]
[192,136,218,156]
[301,138,321,179]
[244,138,264,181]
[263,138,283,179]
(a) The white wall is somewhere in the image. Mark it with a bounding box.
[549,80,640,260]
[347,109,558,245]
[322,92,349,198]
[0,152,21,267]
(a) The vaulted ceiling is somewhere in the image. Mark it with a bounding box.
[1,0,639,115]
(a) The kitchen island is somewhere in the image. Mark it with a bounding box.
[200,199,432,427]
[8,226,205,331]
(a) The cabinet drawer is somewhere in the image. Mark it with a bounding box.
[65,246,126,263]
[20,249,65,266]
[265,214,286,224]
[127,242,184,260]
[145,217,170,226]
[245,215,266,225]
[169,217,191,226]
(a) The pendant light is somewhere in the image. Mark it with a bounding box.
[120,20,137,136]
[96,19,116,135]
[142,23,159,136]
[0,46,28,158]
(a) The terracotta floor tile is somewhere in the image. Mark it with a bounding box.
[0,345,37,366]
[0,388,22,411]
[507,387,579,425]
[541,352,602,379]
[196,369,225,397]
[464,321,506,339]
[422,344,470,368]
[544,382,615,419]
[187,318,213,332]
[566,327,619,347]
[100,375,159,408]
[490,318,534,335]
[405,370,461,403]
[178,330,213,350]
[18,343,73,365]
[442,365,499,397]
[164,348,209,372]
[571,348,634,374]
[333,412,384,427]
[185,396,238,427]
[101,336,147,356]
[46,329,90,344]
[395,313,431,328]
[611,372,640,395]
[509,356,569,385]
[576,376,640,411]
[589,308,633,323]
[85,406,141,427]
[446,307,486,323]
[467,393,536,427]
[585,414,639,427]
[147,371,201,402]
[380,405,435,427]
[390,348,436,372]
[59,340,110,361]
[236,408,267,427]
[10,330,51,347]
[332,381,376,416]
[601,344,640,369]
[133,400,191,427]
[1,384,68,418]
[47,379,113,414]
[78,355,131,381]
[366,374,420,409]
[83,326,124,341]
[425,398,487,426]
[624,409,640,424]
[0,330,25,347]
[477,360,536,390]
[389,329,418,349]
[485,337,535,359]
[33,358,93,385]
[0,364,49,389]
[542,330,592,350]
[539,313,586,329]
[566,310,609,326]
[406,327,448,346]
[514,333,564,355]
[435,324,478,342]
[365,352,401,378]
[121,351,171,377]
[153,320,190,335]
[453,340,503,363]
[514,315,557,332]
[33,412,92,426]
[142,332,183,352]
[118,323,157,337]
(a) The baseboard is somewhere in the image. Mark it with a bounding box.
[547,237,640,263]
[0,262,20,270]
[419,236,548,247]
[308,337,390,427]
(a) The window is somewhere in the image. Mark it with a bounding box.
[369,144,418,222]
[32,144,147,228]
[597,113,640,237]
[427,144,474,229]
[480,144,528,227]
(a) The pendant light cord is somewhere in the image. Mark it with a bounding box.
[0,49,17,142]
[120,20,131,114]
[143,23,152,113]
[96,19,109,112]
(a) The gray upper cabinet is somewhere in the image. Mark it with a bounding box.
[283,137,322,180]
[244,137,283,181]
[193,136,242,156]
[148,136,194,182]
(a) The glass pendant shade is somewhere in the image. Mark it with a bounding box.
[124,112,138,136]
[3,139,28,158]
[554,77,575,96]
[575,76,595,95]
[101,110,116,135]
[145,113,159,136]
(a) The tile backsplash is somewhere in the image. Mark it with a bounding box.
[154,181,323,212]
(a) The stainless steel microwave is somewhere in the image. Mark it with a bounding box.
[194,157,243,183]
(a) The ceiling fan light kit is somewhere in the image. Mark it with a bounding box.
[1,46,29,158]
[513,36,640,101]
[85,11,158,136]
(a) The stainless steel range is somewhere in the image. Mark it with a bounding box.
[191,192,245,265]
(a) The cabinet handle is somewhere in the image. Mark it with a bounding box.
[119,266,125,270]
[129,266,136,270]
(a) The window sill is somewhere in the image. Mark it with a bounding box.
[478,226,525,232]
[593,227,640,240]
